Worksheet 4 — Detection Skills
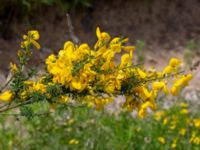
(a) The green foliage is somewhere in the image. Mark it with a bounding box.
[0,98,200,150]
[20,106,34,120]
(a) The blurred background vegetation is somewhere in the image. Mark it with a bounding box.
[0,0,91,37]
[1,96,200,150]
[0,0,91,18]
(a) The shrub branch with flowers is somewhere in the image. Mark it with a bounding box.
[0,28,193,118]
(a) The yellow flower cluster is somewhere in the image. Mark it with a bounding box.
[0,28,193,118]
[158,137,166,144]
[68,138,79,145]
[190,132,200,145]
[21,30,40,49]
[153,102,200,147]
[44,27,192,117]
[171,74,193,96]
[190,119,200,145]
[0,30,41,103]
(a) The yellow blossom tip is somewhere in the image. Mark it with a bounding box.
[0,90,13,102]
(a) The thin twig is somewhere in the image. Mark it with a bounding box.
[137,70,185,84]
[0,99,32,113]
[66,13,80,44]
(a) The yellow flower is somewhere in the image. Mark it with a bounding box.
[63,41,74,50]
[194,119,200,128]
[96,27,101,39]
[171,138,177,149]
[110,43,121,53]
[163,118,168,125]
[120,53,131,68]
[154,111,165,121]
[158,137,166,144]
[95,46,107,58]
[30,39,41,49]
[137,69,147,78]
[193,137,200,145]
[21,40,29,49]
[170,124,176,130]
[179,128,187,136]
[10,62,18,72]
[183,74,193,86]
[22,30,40,49]
[116,70,126,80]
[20,90,28,100]
[104,81,115,94]
[163,65,173,74]
[122,38,129,43]
[69,139,79,145]
[169,58,181,68]
[96,27,110,41]
[102,49,115,60]
[190,132,200,145]
[180,108,189,114]
[46,54,56,65]
[0,90,13,102]
[28,30,40,40]
[171,143,177,149]
[110,37,121,44]
[94,98,105,110]
[141,101,154,109]
[58,95,70,103]
[140,87,153,101]
[138,108,146,118]
[171,74,193,96]
[152,81,168,94]
[138,101,155,118]
[180,102,188,108]
[79,43,90,54]
[71,79,86,91]
[123,46,135,52]
[101,60,113,71]
[32,82,46,93]
[171,86,180,96]
[27,30,40,49]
